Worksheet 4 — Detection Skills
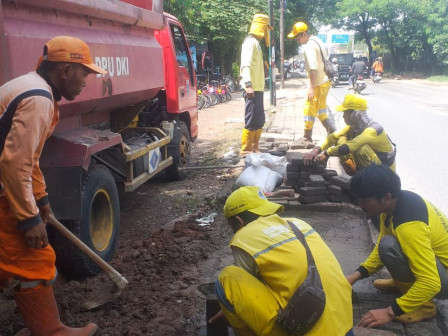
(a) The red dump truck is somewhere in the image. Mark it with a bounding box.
[0,0,198,277]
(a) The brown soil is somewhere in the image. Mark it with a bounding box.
[1,96,245,336]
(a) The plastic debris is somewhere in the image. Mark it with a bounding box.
[196,213,218,226]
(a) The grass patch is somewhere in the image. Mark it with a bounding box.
[427,76,448,82]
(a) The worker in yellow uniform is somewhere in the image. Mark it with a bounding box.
[288,22,336,142]
[303,94,396,175]
[239,14,272,155]
[346,165,448,327]
[211,186,354,336]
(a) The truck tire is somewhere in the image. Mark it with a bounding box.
[49,165,120,278]
[165,121,190,181]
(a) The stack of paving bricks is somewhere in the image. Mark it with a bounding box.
[257,136,289,157]
[284,152,355,204]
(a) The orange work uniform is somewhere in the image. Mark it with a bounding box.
[372,61,384,73]
[0,71,59,287]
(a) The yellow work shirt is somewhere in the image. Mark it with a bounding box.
[358,191,448,315]
[240,35,265,91]
[231,214,353,336]
[303,36,328,86]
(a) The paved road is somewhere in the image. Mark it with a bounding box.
[327,78,448,215]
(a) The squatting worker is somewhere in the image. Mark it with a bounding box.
[346,165,448,327]
[210,186,354,335]
[0,36,106,336]
[288,22,336,143]
[239,14,273,156]
[303,94,396,175]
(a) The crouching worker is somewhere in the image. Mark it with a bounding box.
[346,165,448,327]
[303,94,396,175]
[0,36,106,335]
[210,186,353,335]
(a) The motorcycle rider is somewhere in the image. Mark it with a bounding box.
[332,57,339,72]
[371,57,384,78]
[349,55,367,88]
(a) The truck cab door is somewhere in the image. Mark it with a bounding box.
[169,23,196,114]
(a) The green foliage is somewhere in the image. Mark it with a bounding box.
[163,0,448,75]
[231,62,240,80]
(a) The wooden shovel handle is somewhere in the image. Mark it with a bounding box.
[47,214,128,290]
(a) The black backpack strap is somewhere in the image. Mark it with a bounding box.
[287,220,316,267]
[0,89,53,156]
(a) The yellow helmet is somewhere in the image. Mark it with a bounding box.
[336,94,368,111]
[287,22,308,38]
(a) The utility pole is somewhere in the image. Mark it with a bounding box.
[268,0,276,106]
[280,0,284,89]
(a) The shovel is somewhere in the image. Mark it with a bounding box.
[47,214,128,310]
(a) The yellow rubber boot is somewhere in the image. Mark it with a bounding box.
[374,279,400,292]
[240,128,255,156]
[252,129,262,153]
[394,301,437,324]
[374,278,413,293]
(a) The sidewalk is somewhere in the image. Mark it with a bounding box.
[261,76,448,336]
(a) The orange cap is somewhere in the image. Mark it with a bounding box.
[37,36,107,75]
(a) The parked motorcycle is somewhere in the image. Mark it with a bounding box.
[331,74,340,88]
[372,72,382,84]
[354,75,366,94]
[222,75,236,93]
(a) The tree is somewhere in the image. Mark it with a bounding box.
[425,1,448,68]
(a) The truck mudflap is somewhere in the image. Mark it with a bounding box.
[122,127,172,192]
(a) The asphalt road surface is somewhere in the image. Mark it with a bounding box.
[327,78,448,215]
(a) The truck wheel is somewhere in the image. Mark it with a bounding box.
[50,165,120,278]
[165,121,190,181]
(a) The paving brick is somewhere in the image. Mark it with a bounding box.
[327,193,353,203]
[286,163,300,172]
[286,150,306,162]
[264,137,275,142]
[298,194,327,204]
[290,157,304,166]
[286,172,300,180]
[324,169,338,180]
[330,175,352,190]
[285,179,306,188]
[258,146,270,152]
[297,186,327,196]
[301,164,326,172]
[352,327,396,336]
[277,144,289,151]
[328,184,343,195]
[300,171,312,179]
[269,150,285,156]
[309,174,326,187]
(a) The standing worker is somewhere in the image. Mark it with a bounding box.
[346,165,448,327]
[239,14,273,156]
[211,186,354,335]
[0,36,106,336]
[288,22,336,143]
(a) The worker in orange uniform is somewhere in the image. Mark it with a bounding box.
[0,36,106,336]
[288,22,336,143]
[239,14,273,155]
